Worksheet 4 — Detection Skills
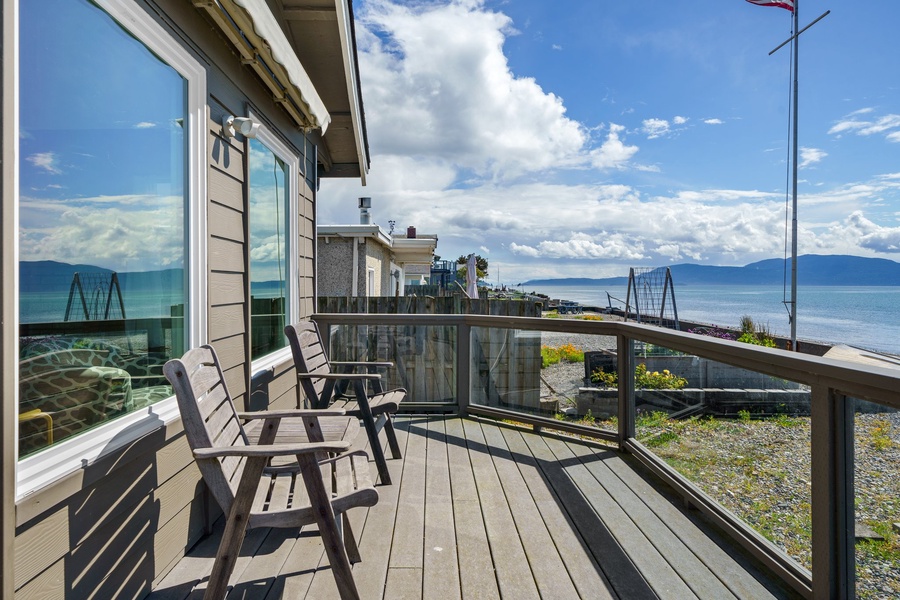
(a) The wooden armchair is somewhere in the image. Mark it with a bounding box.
[164,345,377,600]
[285,321,404,485]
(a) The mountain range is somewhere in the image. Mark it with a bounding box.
[20,261,184,294]
[522,255,900,287]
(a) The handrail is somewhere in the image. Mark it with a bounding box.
[314,313,900,409]
[314,311,889,598]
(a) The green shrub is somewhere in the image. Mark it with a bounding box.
[590,363,688,389]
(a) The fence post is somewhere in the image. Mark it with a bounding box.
[457,322,471,415]
[617,334,635,451]
[810,386,855,599]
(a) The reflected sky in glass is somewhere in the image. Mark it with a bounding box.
[19,0,186,274]
[249,138,289,288]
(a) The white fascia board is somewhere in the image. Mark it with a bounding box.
[333,0,368,183]
[318,224,391,247]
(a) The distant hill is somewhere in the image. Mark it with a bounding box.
[20,260,183,293]
[523,255,900,287]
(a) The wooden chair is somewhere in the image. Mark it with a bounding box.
[285,321,404,485]
[163,345,378,600]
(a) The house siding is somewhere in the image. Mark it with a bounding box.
[365,241,392,296]
[11,0,318,597]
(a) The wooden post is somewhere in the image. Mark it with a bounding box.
[810,386,855,599]
[457,322,471,415]
[617,335,635,451]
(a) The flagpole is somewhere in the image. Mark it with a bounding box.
[760,0,829,351]
[789,0,799,350]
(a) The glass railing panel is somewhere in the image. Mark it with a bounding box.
[470,325,618,434]
[633,344,812,570]
[852,396,900,599]
[324,323,457,404]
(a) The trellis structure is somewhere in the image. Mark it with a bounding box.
[625,267,679,329]
[64,272,126,321]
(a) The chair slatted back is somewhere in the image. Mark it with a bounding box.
[163,345,249,513]
[285,322,335,409]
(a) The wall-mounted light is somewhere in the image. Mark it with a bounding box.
[222,115,260,139]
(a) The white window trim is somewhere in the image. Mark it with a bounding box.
[247,108,301,374]
[16,0,208,499]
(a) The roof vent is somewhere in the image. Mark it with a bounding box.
[358,197,371,224]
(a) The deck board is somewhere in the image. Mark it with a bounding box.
[497,425,616,599]
[423,417,461,599]
[148,415,802,600]
[461,418,540,600]
[445,417,501,599]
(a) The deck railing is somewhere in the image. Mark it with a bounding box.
[314,312,900,600]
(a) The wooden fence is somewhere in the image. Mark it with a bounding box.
[317,297,543,409]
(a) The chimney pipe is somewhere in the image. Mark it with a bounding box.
[407,226,416,238]
[358,197,372,224]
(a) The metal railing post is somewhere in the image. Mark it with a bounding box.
[457,322,471,415]
[617,334,635,451]
[810,386,855,599]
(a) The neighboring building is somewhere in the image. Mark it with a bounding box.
[318,213,438,297]
[2,0,368,596]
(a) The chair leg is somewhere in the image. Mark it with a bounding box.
[341,512,362,564]
[298,455,361,600]
[354,381,391,485]
[363,413,391,486]
[204,457,268,600]
[383,414,402,460]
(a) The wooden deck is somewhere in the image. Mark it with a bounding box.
[149,416,800,599]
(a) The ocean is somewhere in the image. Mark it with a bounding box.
[526,284,900,355]
[21,284,900,355]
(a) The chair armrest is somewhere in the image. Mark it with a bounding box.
[193,441,350,459]
[331,361,394,368]
[237,409,346,420]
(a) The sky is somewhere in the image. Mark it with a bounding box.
[19,0,187,273]
[318,0,900,285]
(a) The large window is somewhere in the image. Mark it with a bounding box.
[17,0,204,469]
[249,132,298,360]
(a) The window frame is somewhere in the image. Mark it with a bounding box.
[15,0,207,498]
[247,109,301,373]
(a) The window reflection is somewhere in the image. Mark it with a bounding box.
[18,0,187,456]
[249,138,290,359]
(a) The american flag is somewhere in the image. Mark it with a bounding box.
[745,0,794,12]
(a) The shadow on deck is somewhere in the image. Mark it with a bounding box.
[149,415,802,599]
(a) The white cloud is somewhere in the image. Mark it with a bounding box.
[26,152,62,175]
[799,147,827,169]
[19,194,184,271]
[704,118,723,125]
[828,110,900,139]
[589,124,639,169]
[673,116,688,125]
[134,122,157,129]
[551,44,562,51]
[357,0,587,179]
[642,118,670,139]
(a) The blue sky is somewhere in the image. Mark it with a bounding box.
[319,0,900,284]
